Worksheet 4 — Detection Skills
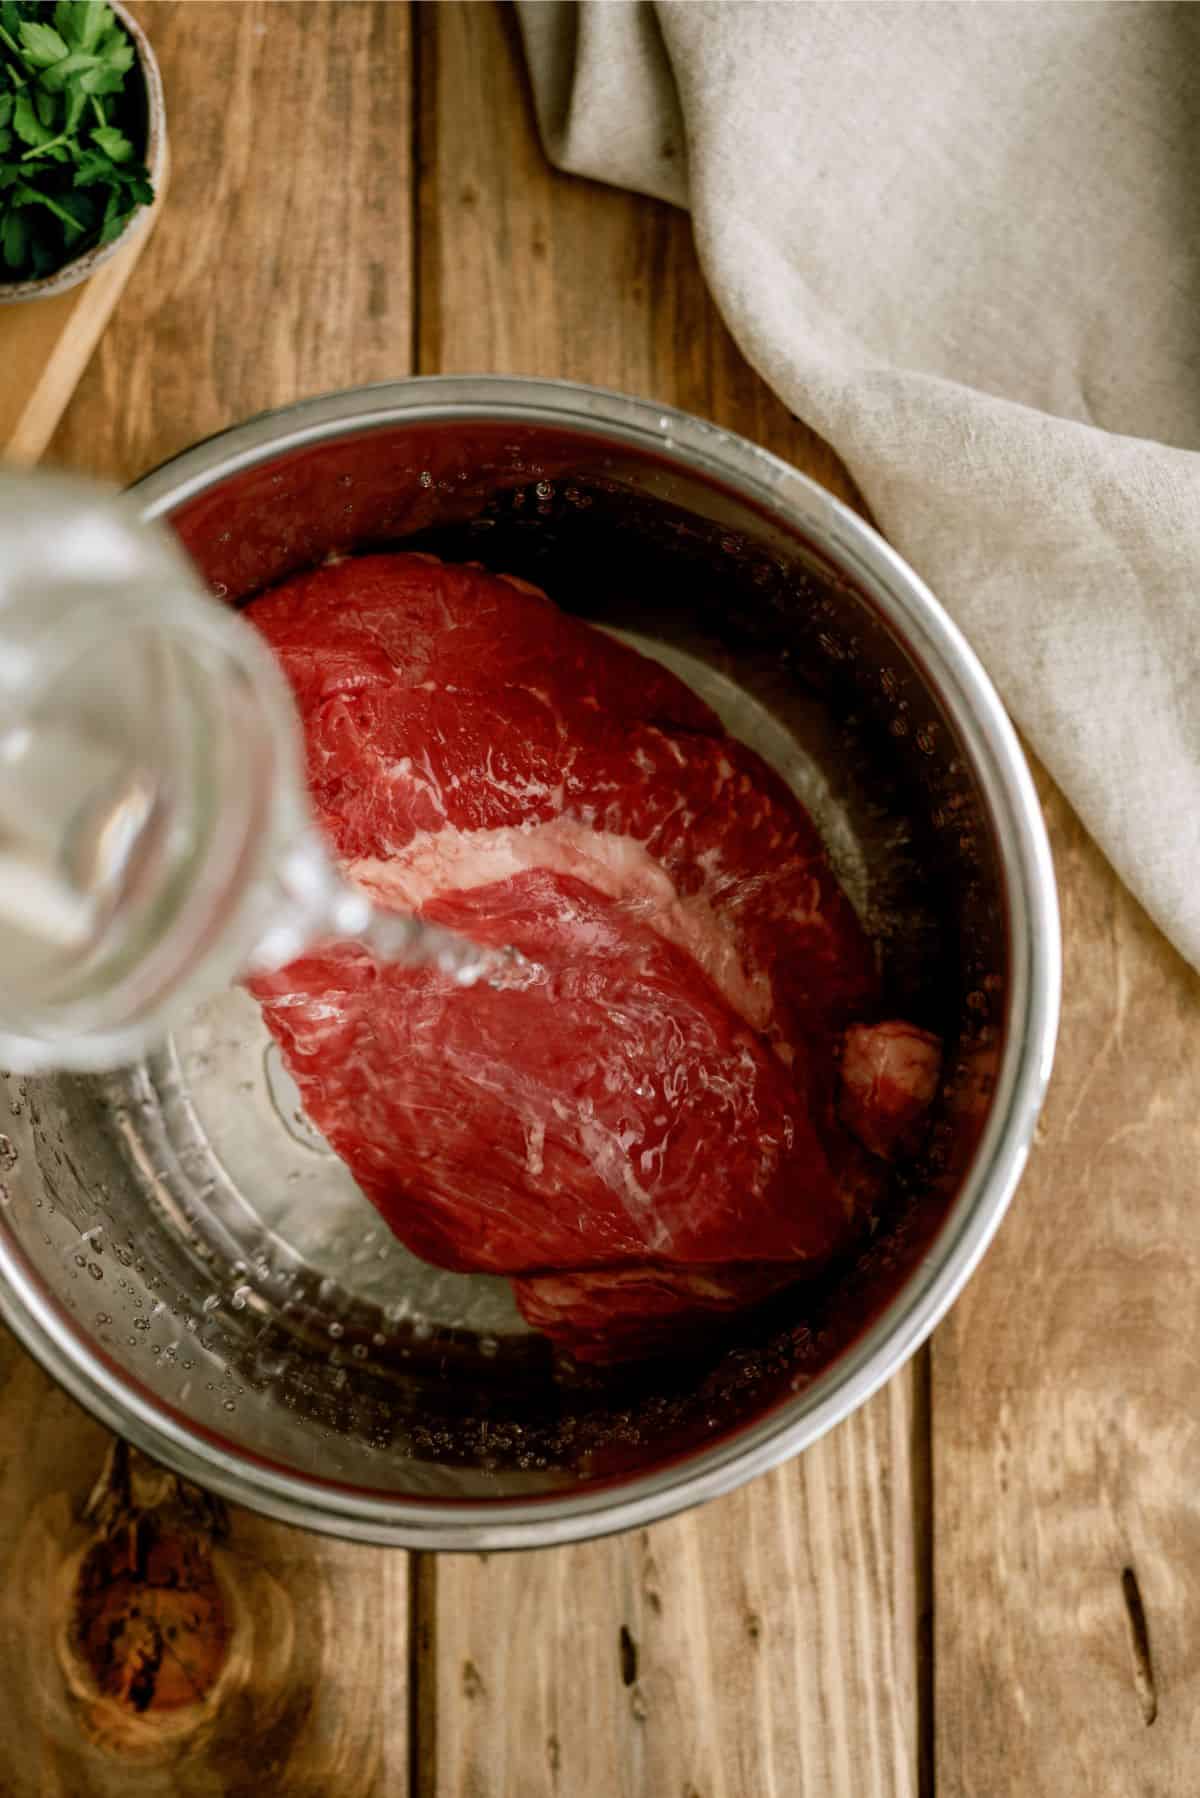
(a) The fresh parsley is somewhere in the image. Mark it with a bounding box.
[0,1,154,282]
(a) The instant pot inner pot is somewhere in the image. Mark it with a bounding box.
[0,422,1004,1500]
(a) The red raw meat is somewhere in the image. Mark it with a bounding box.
[839,1020,944,1162]
[247,554,941,1360]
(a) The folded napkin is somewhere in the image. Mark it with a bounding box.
[517,0,1200,969]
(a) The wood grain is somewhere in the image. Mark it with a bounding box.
[430,1375,923,1798]
[0,1329,410,1798]
[0,7,415,1793]
[0,205,161,465]
[933,775,1200,1795]
[49,0,413,484]
[415,8,920,1794]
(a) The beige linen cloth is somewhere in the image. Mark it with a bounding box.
[517,0,1200,970]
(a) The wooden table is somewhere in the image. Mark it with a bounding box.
[2,6,1198,1793]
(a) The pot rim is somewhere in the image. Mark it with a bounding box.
[0,376,1061,1548]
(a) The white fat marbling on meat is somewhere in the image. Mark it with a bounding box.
[346,817,774,1030]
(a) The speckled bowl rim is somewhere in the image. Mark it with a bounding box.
[0,0,167,305]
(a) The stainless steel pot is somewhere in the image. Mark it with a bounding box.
[0,378,1060,1548]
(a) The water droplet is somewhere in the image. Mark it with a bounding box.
[95,1313,111,1326]
[87,1263,103,1281]
[202,1294,220,1313]
[223,1399,236,1412]
[371,1331,386,1348]
[0,1135,17,1172]
[478,1335,499,1359]
[327,1320,344,1339]
[418,469,433,489]
[231,1285,251,1310]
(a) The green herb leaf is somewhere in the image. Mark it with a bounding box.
[1,204,26,266]
[62,75,85,129]
[95,21,131,64]
[17,19,69,69]
[56,185,93,239]
[39,49,102,92]
[78,58,127,96]
[71,144,112,185]
[12,89,50,146]
[120,169,150,206]
[77,3,114,54]
[98,200,129,244]
[53,1,112,52]
[90,120,129,161]
[53,1,81,48]
[11,179,47,207]
[0,1,152,281]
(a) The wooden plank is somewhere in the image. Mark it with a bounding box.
[0,5,415,1791]
[49,0,414,483]
[416,7,921,1794]
[934,776,1200,1794]
[0,194,163,466]
[430,1375,923,1798]
[0,1329,410,1798]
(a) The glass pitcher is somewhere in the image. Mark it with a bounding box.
[0,469,497,1073]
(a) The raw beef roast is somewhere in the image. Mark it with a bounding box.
[247,554,941,1361]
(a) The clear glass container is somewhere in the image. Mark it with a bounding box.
[0,471,496,1073]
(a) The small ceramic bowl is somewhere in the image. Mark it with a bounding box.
[0,0,167,305]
